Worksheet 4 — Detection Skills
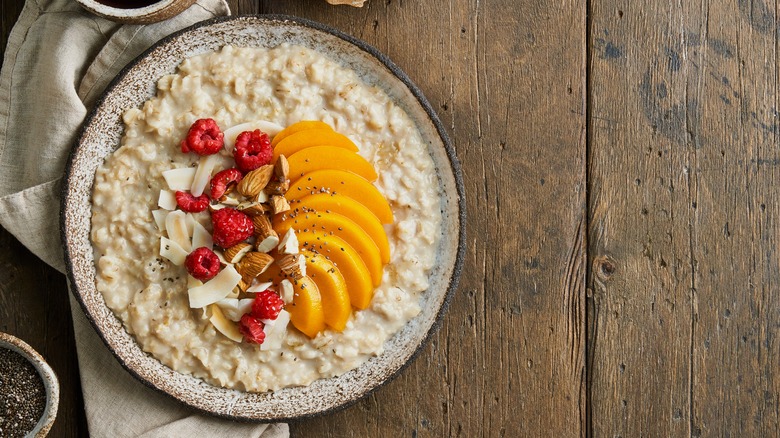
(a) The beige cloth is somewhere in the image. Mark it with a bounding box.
[0,1,288,436]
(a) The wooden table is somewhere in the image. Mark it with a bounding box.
[2,0,779,436]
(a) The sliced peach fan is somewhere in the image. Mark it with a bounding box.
[272,128,358,161]
[287,146,377,182]
[286,169,393,224]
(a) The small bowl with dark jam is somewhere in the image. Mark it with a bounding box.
[75,0,197,24]
[0,333,59,438]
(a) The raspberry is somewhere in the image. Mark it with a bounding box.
[175,191,209,213]
[185,247,221,281]
[239,314,266,344]
[209,168,243,199]
[251,290,285,320]
[233,129,272,173]
[210,208,253,248]
[181,118,224,155]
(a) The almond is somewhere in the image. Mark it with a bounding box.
[277,253,304,280]
[252,215,273,237]
[255,230,280,253]
[274,154,289,182]
[237,165,274,196]
[224,242,252,264]
[265,180,289,196]
[238,201,268,216]
[236,251,275,281]
[271,195,291,215]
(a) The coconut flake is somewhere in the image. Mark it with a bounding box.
[151,209,168,232]
[162,167,197,191]
[260,309,290,350]
[188,265,242,308]
[165,210,192,252]
[187,275,203,289]
[191,154,220,196]
[160,237,188,266]
[158,190,177,210]
[192,221,213,250]
[246,281,274,293]
[216,298,255,322]
[279,279,294,304]
[209,304,244,342]
[223,121,285,153]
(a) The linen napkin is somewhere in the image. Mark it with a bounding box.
[0,1,289,436]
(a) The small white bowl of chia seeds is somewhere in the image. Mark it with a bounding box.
[0,332,59,437]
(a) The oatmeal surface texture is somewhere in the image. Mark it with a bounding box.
[91,45,442,392]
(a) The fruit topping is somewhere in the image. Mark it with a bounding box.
[181,118,224,155]
[175,191,209,213]
[185,247,221,281]
[233,129,273,173]
[211,208,254,248]
[251,290,285,320]
[239,314,266,344]
[209,168,243,199]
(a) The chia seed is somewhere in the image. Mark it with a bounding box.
[0,347,46,437]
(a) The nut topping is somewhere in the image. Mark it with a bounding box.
[274,154,290,182]
[277,253,305,279]
[271,195,291,214]
[237,165,274,196]
[223,242,253,264]
[236,251,274,281]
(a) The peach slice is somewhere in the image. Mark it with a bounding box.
[286,276,325,338]
[287,146,377,183]
[273,129,358,161]
[288,194,390,263]
[298,231,374,309]
[271,120,332,148]
[274,211,383,286]
[301,250,351,331]
[286,169,394,224]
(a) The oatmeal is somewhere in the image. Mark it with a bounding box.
[91,44,441,392]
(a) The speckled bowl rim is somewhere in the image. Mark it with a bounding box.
[75,0,198,25]
[0,332,60,437]
[61,14,465,422]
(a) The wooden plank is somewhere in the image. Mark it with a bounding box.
[0,229,87,437]
[588,0,780,435]
[260,0,587,436]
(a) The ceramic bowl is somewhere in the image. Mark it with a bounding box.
[61,15,465,421]
[75,0,197,24]
[0,332,60,437]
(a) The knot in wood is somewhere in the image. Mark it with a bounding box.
[594,255,616,281]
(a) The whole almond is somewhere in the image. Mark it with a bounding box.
[237,165,274,197]
[274,155,290,182]
[236,251,274,281]
[223,242,252,264]
[265,180,289,196]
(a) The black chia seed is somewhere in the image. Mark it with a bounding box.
[0,347,46,437]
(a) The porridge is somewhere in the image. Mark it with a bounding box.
[90,44,441,392]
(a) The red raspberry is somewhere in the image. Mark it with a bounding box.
[251,290,285,320]
[209,168,243,199]
[181,118,224,155]
[175,191,209,213]
[233,130,272,173]
[185,247,221,281]
[239,314,266,344]
[210,208,253,248]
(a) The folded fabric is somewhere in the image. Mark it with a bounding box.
[0,1,288,436]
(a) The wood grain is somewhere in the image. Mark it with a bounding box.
[588,0,780,436]
[260,0,587,436]
[2,0,778,436]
